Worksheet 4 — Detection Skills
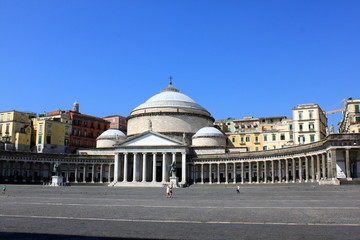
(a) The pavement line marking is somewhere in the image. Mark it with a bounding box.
[0,214,359,227]
[2,202,360,210]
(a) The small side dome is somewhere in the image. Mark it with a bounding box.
[96,129,126,148]
[192,127,226,147]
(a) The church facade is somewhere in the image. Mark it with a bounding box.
[0,83,360,186]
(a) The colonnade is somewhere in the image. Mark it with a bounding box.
[113,151,187,184]
[0,160,114,184]
[191,153,328,184]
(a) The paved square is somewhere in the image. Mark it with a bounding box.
[1,184,360,240]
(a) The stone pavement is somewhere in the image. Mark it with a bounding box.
[0,184,360,240]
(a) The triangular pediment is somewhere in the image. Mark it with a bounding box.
[119,132,183,147]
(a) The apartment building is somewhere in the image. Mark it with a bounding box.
[0,111,36,151]
[338,99,360,133]
[292,104,327,144]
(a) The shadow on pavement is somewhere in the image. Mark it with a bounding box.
[0,232,168,240]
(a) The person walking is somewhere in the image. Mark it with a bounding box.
[2,185,6,194]
[236,185,240,194]
[166,185,171,198]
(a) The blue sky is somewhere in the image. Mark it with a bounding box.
[1,1,359,129]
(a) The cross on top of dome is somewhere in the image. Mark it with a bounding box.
[161,76,180,93]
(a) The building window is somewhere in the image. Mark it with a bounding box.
[0,124,2,135]
[255,136,259,142]
[272,134,276,141]
[280,134,285,140]
[299,136,305,144]
[64,139,69,146]
[39,123,43,133]
[290,134,293,140]
[309,123,315,131]
[263,146,267,150]
[264,135,268,141]
[246,136,250,142]
[46,135,51,144]
[299,112,303,120]
[310,135,315,142]
[356,117,360,122]
[240,137,244,143]
[255,147,259,151]
[289,124,293,131]
[38,135,42,144]
[232,137,235,143]
[309,110,314,119]
[0,114,3,121]
[299,124,303,132]
[355,105,360,113]
[48,124,52,133]
[5,124,10,134]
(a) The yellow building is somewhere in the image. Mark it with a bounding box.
[0,111,36,151]
[338,99,360,133]
[33,113,71,153]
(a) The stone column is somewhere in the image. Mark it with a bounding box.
[278,160,282,183]
[298,158,303,182]
[345,149,351,179]
[100,164,104,183]
[209,163,212,184]
[162,153,167,183]
[142,153,147,182]
[201,164,204,184]
[311,156,315,182]
[256,162,260,183]
[264,161,268,183]
[271,161,275,183]
[83,164,86,183]
[123,153,128,182]
[329,150,337,179]
[225,163,229,184]
[114,153,119,183]
[322,153,326,179]
[66,164,70,183]
[133,153,138,182]
[152,153,157,183]
[305,156,309,182]
[91,164,95,183]
[75,164,78,183]
[241,162,244,184]
[181,152,186,184]
[217,163,220,184]
[292,158,296,182]
[233,163,236,184]
[285,159,289,183]
[249,162,252,184]
[108,164,112,183]
[317,155,321,181]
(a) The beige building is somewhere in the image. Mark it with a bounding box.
[292,104,327,145]
[0,111,36,151]
[338,99,360,133]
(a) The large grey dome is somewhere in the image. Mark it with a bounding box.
[96,129,126,148]
[132,84,208,113]
[193,127,225,138]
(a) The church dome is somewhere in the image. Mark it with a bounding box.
[193,127,225,138]
[96,129,126,148]
[127,81,214,139]
[132,84,208,113]
[192,127,226,147]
